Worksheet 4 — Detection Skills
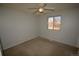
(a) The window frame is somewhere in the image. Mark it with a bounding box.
[48,15,62,31]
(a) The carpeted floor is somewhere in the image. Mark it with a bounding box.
[3,37,78,56]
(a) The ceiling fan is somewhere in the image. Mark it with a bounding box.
[28,3,55,15]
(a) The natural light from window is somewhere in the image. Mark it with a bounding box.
[48,17,53,29]
[48,16,61,31]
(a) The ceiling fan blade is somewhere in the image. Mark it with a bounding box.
[33,9,39,15]
[44,8,55,11]
[39,3,47,7]
[28,8,37,10]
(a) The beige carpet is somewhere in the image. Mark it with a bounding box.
[4,37,78,56]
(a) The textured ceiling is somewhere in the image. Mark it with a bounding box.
[1,3,79,13]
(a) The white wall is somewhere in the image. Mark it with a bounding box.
[39,8,79,47]
[76,9,79,48]
[76,29,79,48]
[0,7,39,49]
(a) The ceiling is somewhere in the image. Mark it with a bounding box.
[1,3,79,13]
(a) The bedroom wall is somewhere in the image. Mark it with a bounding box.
[39,8,79,47]
[0,7,39,49]
[77,37,79,48]
[76,24,79,48]
[76,9,79,49]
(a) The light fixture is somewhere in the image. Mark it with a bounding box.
[38,8,44,13]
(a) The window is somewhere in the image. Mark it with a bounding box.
[48,16,61,31]
[48,17,53,29]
